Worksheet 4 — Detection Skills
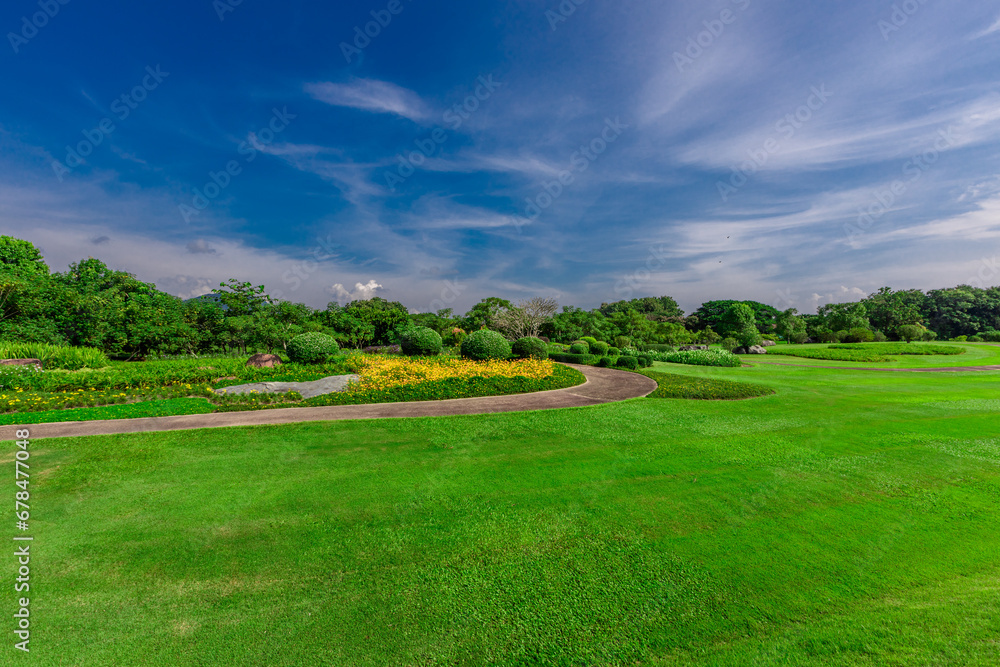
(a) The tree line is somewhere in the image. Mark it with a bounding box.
[1,236,998,359]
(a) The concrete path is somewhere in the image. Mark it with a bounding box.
[0,365,657,441]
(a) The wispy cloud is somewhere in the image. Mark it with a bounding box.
[305,79,429,122]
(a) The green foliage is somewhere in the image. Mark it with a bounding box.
[897,324,924,343]
[720,337,739,353]
[615,355,639,370]
[653,349,742,368]
[580,336,599,347]
[460,329,512,361]
[287,332,340,364]
[828,343,963,356]
[549,353,599,365]
[462,297,514,331]
[589,341,609,355]
[0,236,49,277]
[344,298,410,346]
[398,326,444,357]
[211,279,269,317]
[569,341,589,355]
[637,355,653,368]
[693,300,780,335]
[598,296,683,319]
[844,327,875,343]
[0,341,110,370]
[606,347,620,357]
[511,337,548,360]
[0,397,214,425]
[818,302,870,333]
[597,356,614,367]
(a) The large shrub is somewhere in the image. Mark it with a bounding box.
[580,336,599,348]
[398,326,443,357]
[615,356,639,370]
[843,327,875,343]
[460,329,512,361]
[287,332,340,364]
[512,337,548,360]
[597,356,614,367]
[569,341,589,355]
[590,341,610,355]
[606,346,620,357]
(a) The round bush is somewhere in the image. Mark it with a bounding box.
[597,356,614,367]
[637,355,652,368]
[590,341,610,355]
[287,332,339,364]
[399,326,443,356]
[461,329,512,361]
[581,336,599,348]
[512,337,548,360]
[569,342,589,355]
[606,346,620,357]
[615,355,639,370]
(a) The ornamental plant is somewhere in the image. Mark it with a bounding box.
[460,329,512,361]
[512,337,548,360]
[590,341,610,355]
[287,332,340,364]
[398,326,443,357]
[569,342,589,354]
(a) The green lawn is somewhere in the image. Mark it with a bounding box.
[7,360,1000,665]
[763,341,1000,368]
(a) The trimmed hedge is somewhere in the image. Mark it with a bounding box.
[637,355,652,368]
[512,337,548,360]
[569,342,589,355]
[461,330,512,361]
[615,356,639,370]
[590,341,610,355]
[550,353,599,365]
[398,326,443,356]
[607,347,620,357]
[597,356,614,367]
[287,332,340,364]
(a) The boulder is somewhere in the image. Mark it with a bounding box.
[679,345,709,351]
[761,340,776,347]
[246,354,282,368]
[734,346,768,355]
[0,358,43,370]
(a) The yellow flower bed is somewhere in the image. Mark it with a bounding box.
[353,356,555,390]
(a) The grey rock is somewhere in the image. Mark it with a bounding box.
[761,340,776,347]
[246,353,282,368]
[215,374,359,399]
[678,345,709,351]
[734,346,768,355]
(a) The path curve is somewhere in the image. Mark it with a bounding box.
[0,364,657,440]
[757,362,1000,372]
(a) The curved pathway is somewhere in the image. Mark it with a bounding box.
[0,364,658,440]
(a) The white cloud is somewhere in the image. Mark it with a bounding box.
[306,79,429,122]
[329,280,384,304]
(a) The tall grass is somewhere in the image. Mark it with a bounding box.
[0,342,111,370]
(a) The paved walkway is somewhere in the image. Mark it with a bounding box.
[0,365,658,440]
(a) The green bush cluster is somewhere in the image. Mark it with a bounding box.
[512,337,548,360]
[460,329,512,361]
[646,348,742,368]
[287,332,340,364]
[569,342,589,355]
[590,341,610,355]
[398,326,443,357]
[0,341,110,370]
[550,353,599,365]
[606,347,620,357]
[597,356,614,367]
[615,356,638,370]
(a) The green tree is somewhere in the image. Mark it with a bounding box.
[212,279,270,317]
[0,237,49,278]
[344,297,409,345]
[776,308,806,343]
[462,297,513,331]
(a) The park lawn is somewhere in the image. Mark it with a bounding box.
[6,362,1000,665]
[763,341,1000,369]
[0,398,215,426]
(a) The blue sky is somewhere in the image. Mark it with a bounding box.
[2,0,999,314]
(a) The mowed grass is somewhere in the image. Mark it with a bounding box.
[766,341,1000,368]
[0,397,215,426]
[6,361,1000,665]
